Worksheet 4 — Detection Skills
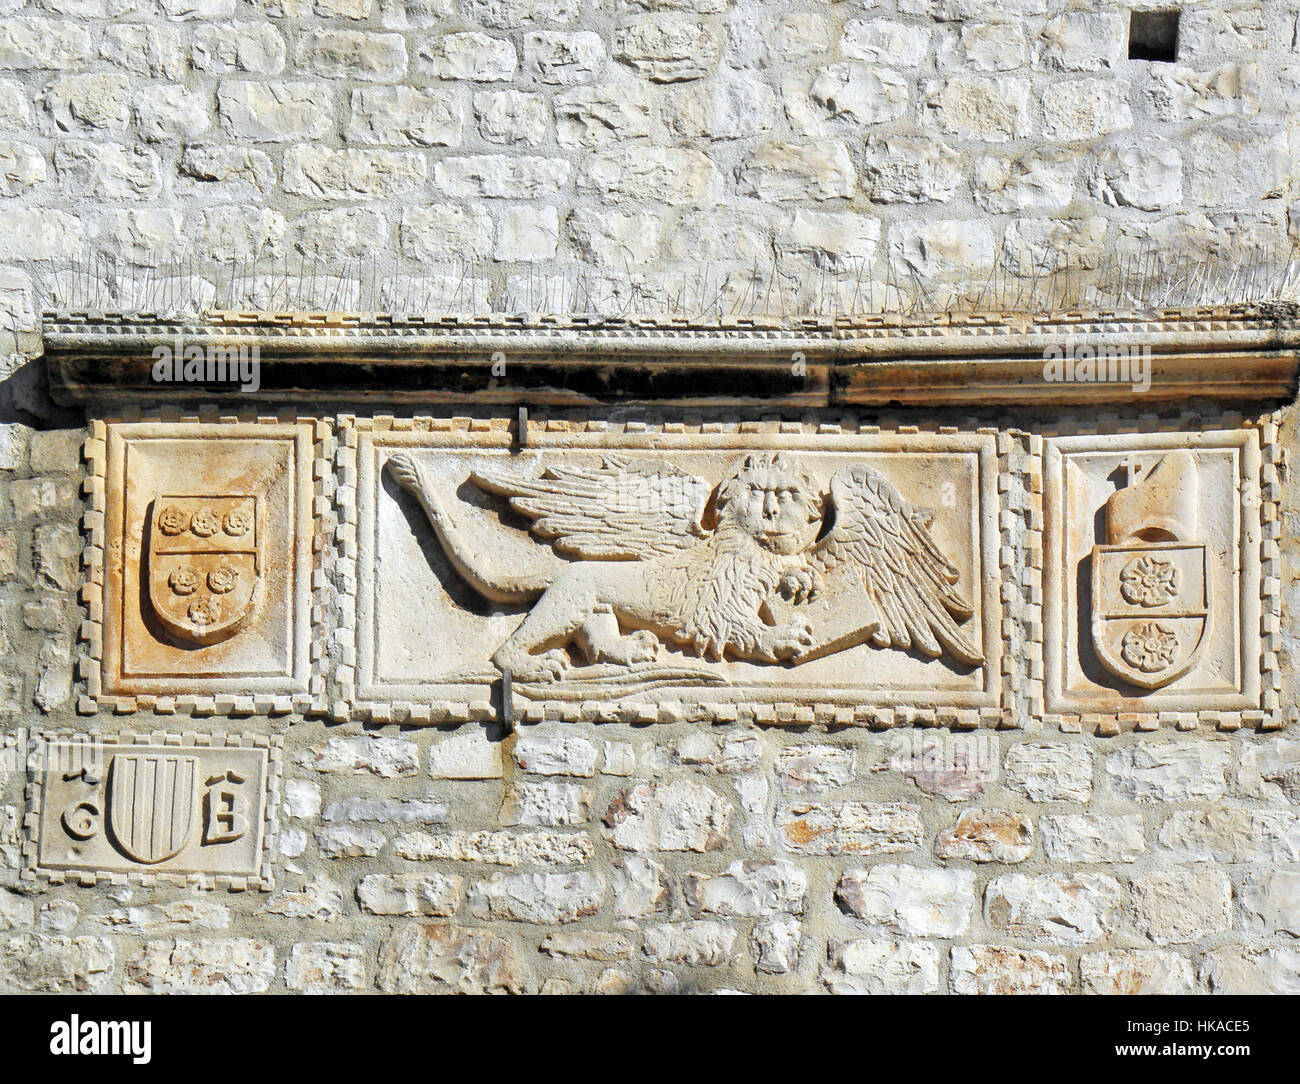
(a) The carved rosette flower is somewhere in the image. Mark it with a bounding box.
[168,566,200,596]
[223,507,253,536]
[1120,621,1179,674]
[187,597,219,626]
[190,508,221,537]
[158,506,190,535]
[207,565,239,594]
[1120,554,1179,607]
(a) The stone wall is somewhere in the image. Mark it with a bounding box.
[1,0,1300,996]
[0,0,1297,326]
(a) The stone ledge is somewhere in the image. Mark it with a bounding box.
[41,305,1300,407]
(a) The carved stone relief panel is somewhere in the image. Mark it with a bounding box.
[86,419,327,713]
[1043,427,1269,726]
[25,732,282,890]
[339,418,1006,725]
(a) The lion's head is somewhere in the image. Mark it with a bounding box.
[715,453,823,555]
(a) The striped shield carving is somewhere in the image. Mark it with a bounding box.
[106,753,200,865]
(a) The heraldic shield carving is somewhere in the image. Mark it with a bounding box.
[106,751,200,864]
[147,495,260,646]
[1090,451,1210,690]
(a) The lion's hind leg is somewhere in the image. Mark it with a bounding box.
[574,608,659,666]
[492,583,595,682]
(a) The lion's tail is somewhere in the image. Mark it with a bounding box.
[386,453,557,604]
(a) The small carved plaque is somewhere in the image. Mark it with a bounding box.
[92,421,321,706]
[27,733,281,889]
[1044,430,1262,713]
[348,422,1004,723]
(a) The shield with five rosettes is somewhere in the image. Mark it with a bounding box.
[146,495,260,646]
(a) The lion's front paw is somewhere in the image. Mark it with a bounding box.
[757,619,815,662]
[507,649,569,683]
[778,567,820,605]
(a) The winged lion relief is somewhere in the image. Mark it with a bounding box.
[386,451,983,689]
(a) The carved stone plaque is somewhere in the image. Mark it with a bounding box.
[26,733,281,890]
[1044,429,1263,715]
[90,420,323,709]
[344,420,1005,724]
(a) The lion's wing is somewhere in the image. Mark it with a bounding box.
[471,455,712,560]
[811,465,984,665]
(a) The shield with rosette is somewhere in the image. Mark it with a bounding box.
[1090,542,1211,690]
[106,751,200,864]
[146,495,260,646]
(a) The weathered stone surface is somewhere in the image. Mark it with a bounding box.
[260,877,346,922]
[1080,950,1196,995]
[296,29,407,81]
[777,802,922,856]
[127,939,274,993]
[642,920,736,966]
[663,71,776,141]
[554,83,652,148]
[752,917,801,974]
[1040,78,1132,140]
[419,32,517,81]
[787,64,910,131]
[1005,742,1093,802]
[283,146,428,200]
[536,930,631,963]
[1239,870,1300,936]
[358,873,462,916]
[838,865,975,937]
[685,859,806,917]
[191,22,286,74]
[1146,62,1263,121]
[950,945,1071,995]
[650,731,761,774]
[1129,868,1234,946]
[986,872,1122,945]
[1036,12,1124,72]
[501,780,593,827]
[612,855,671,918]
[1106,744,1231,803]
[316,825,387,858]
[822,938,940,995]
[2,934,113,992]
[1088,141,1182,212]
[427,727,503,779]
[861,136,963,204]
[1041,813,1145,863]
[435,155,570,199]
[95,900,232,935]
[884,732,996,801]
[614,16,720,82]
[376,923,525,993]
[774,744,854,791]
[973,147,1081,213]
[285,942,366,992]
[842,18,930,67]
[1157,809,1300,863]
[934,809,1033,863]
[1184,120,1293,205]
[476,89,548,145]
[467,871,604,923]
[921,75,1031,141]
[604,780,732,851]
[524,31,604,84]
[396,829,593,866]
[347,86,463,146]
[1201,946,1300,995]
[512,732,598,776]
[738,141,855,201]
[217,81,334,142]
[580,146,720,203]
[1238,738,1300,803]
[311,736,420,777]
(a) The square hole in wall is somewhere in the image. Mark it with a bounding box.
[1129,10,1180,61]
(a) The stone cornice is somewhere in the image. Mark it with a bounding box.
[42,304,1300,407]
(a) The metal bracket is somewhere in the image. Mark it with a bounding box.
[517,404,528,449]
[500,668,514,729]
